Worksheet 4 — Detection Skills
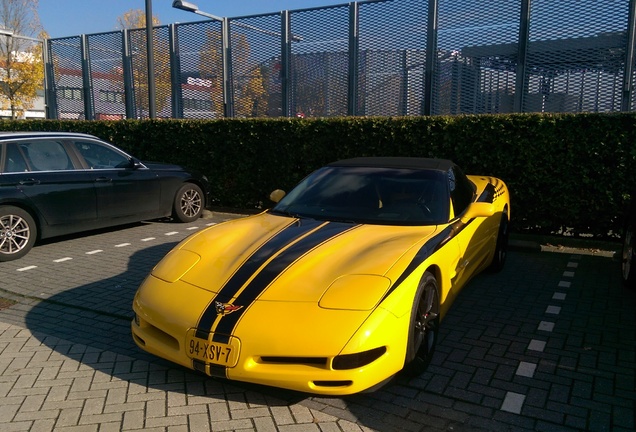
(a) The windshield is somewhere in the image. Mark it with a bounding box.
[271,166,449,226]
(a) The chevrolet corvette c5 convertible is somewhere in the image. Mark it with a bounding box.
[131,157,510,395]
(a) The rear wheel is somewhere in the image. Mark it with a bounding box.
[172,183,204,223]
[404,271,440,376]
[489,211,509,272]
[0,206,37,262]
[622,218,636,288]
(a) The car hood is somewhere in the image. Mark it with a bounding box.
[156,212,438,307]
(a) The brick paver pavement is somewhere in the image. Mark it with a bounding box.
[0,211,634,431]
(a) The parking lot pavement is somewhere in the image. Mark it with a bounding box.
[0,213,634,432]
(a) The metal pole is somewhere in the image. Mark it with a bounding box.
[43,39,58,119]
[514,0,531,113]
[122,29,136,119]
[621,0,636,111]
[222,18,234,118]
[423,0,438,116]
[80,35,94,120]
[281,11,292,117]
[145,0,157,118]
[169,24,183,118]
[347,2,359,116]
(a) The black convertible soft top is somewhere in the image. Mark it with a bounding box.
[328,157,454,171]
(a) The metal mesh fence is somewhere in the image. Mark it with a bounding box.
[289,5,350,118]
[45,0,636,120]
[230,14,283,118]
[48,36,84,119]
[435,0,521,115]
[86,32,125,120]
[525,0,629,113]
[358,0,427,116]
[176,20,224,119]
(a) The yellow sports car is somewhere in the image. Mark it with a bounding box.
[131,157,510,395]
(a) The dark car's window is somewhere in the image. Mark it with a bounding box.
[4,143,28,173]
[20,140,73,172]
[449,166,475,216]
[271,166,449,226]
[73,140,130,169]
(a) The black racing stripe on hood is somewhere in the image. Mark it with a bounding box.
[194,218,324,339]
[211,222,358,343]
[382,225,454,300]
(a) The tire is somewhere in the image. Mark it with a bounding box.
[0,206,37,262]
[622,218,636,288]
[403,271,440,376]
[172,183,204,223]
[488,212,509,272]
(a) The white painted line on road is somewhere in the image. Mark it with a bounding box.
[17,266,37,272]
[538,321,555,332]
[54,257,73,263]
[567,262,579,268]
[187,226,199,230]
[206,223,217,226]
[558,281,571,288]
[141,237,156,242]
[115,243,131,248]
[501,392,525,414]
[165,232,179,236]
[516,362,537,378]
[546,305,561,315]
[563,271,575,278]
[552,292,566,300]
[86,250,103,255]
[528,340,546,352]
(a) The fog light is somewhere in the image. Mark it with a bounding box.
[332,347,386,370]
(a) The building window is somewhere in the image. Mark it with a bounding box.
[59,87,83,100]
[98,90,124,103]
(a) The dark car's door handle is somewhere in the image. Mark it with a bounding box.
[95,177,113,183]
[19,178,40,186]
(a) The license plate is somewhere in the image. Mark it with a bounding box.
[185,331,239,367]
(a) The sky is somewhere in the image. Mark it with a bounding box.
[39,0,350,39]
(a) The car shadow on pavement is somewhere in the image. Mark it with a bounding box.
[21,242,409,431]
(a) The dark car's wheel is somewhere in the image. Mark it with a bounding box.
[0,206,37,262]
[622,217,636,288]
[489,211,509,272]
[404,271,440,376]
[173,183,204,223]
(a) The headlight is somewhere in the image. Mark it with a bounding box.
[319,275,391,311]
[332,347,387,370]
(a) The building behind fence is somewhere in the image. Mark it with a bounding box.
[44,0,636,120]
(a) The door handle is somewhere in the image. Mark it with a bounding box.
[19,178,40,186]
[95,177,112,183]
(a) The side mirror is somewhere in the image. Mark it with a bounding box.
[460,202,495,223]
[270,189,286,203]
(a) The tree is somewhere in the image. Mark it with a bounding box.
[116,9,170,118]
[0,0,44,119]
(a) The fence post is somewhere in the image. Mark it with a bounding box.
[121,30,136,119]
[43,39,58,119]
[514,0,531,113]
[423,0,438,116]
[80,35,94,120]
[221,18,234,118]
[281,10,292,117]
[622,0,636,111]
[348,2,359,116]
[169,24,184,118]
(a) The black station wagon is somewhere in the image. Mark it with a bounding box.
[0,132,209,261]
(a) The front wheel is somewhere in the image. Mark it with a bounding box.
[622,218,636,288]
[0,206,37,262]
[172,183,204,223]
[403,271,440,376]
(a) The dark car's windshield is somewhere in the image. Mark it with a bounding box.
[271,166,449,226]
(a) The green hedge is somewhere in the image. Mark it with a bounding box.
[2,113,634,238]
